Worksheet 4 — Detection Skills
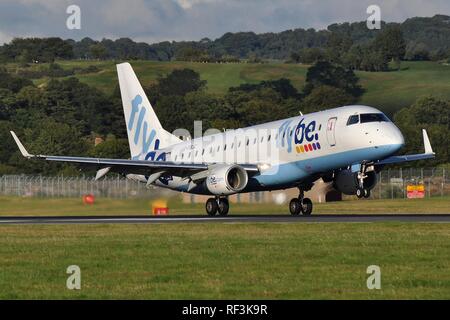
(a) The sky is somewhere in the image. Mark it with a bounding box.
[0,0,449,44]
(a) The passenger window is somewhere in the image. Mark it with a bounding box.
[347,115,359,125]
[224,144,227,151]
[268,135,271,141]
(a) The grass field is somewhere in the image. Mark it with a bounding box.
[0,222,449,299]
[0,196,449,299]
[0,196,449,216]
[23,60,450,116]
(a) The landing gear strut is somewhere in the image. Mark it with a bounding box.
[289,190,313,216]
[356,163,371,199]
[205,197,229,216]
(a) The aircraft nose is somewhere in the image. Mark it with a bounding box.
[389,124,405,152]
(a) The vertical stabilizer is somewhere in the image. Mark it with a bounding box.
[116,63,180,160]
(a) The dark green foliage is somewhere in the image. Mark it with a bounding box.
[393,96,449,166]
[0,68,33,93]
[41,78,125,136]
[303,61,363,97]
[0,37,73,62]
[373,25,406,69]
[149,69,207,105]
[90,136,130,159]
[300,85,356,113]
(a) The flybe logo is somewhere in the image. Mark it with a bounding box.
[278,118,321,154]
[294,118,321,154]
[128,94,161,160]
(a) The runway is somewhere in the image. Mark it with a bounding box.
[0,214,449,224]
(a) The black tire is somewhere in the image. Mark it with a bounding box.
[363,188,371,198]
[289,198,302,216]
[356,188,364,199]
[205,198,218,216]
[218,198,229,216]
[301,198,313,216]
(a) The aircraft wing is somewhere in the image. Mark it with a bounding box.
[10,131,259,179]
[374,129,435,166]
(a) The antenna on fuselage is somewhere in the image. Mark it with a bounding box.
[299,111,303,116]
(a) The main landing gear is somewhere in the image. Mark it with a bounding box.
[289,190,313,216]
[356,163,371,199]
[205,197,229,216]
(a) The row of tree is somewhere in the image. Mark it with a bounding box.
[291,25,407,71]
[1,15,449,64]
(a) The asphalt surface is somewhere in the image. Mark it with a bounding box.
[0,214,449,224]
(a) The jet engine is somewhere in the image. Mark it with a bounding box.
[332,168,377,195]
[206,165,248,196]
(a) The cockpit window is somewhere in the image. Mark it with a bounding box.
[347,115,359,125]
[360,113,390,123]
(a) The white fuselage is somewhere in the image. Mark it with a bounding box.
[147,105,404,194]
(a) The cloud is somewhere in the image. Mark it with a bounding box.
[175,0,218,10]
[0,0,448,44]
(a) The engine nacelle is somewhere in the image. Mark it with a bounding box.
[206,165,248,196]
[333,169,377,195]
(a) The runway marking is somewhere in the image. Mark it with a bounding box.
[0,214,449,224]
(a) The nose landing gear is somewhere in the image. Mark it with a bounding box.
[205,197,229,216]
[356,163,371,199]
[289,190,313,216]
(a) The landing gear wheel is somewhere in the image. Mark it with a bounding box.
[363,188,371,198]
[356,188,364,199]
[289,198,302,216]
[301,198,313,216]
[218,198,229,216]
[205,198,218,216]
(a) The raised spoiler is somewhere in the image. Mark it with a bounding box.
[10,131,259,179]
[374,129,435,166]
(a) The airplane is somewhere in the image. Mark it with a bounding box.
[10,62,435,216]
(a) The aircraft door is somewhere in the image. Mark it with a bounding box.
[326,117,337,147]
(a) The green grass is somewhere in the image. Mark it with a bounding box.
[0,196,448,216]
[0,223,449,299]
[14,60,448,115]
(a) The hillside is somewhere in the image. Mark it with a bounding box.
[26,60,450,116]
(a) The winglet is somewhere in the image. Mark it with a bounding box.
[422,129,434,154]
[10,131,33,158]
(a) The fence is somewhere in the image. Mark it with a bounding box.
[0,167,448,201]
[0,175,169,199]
[372,167,448,199]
